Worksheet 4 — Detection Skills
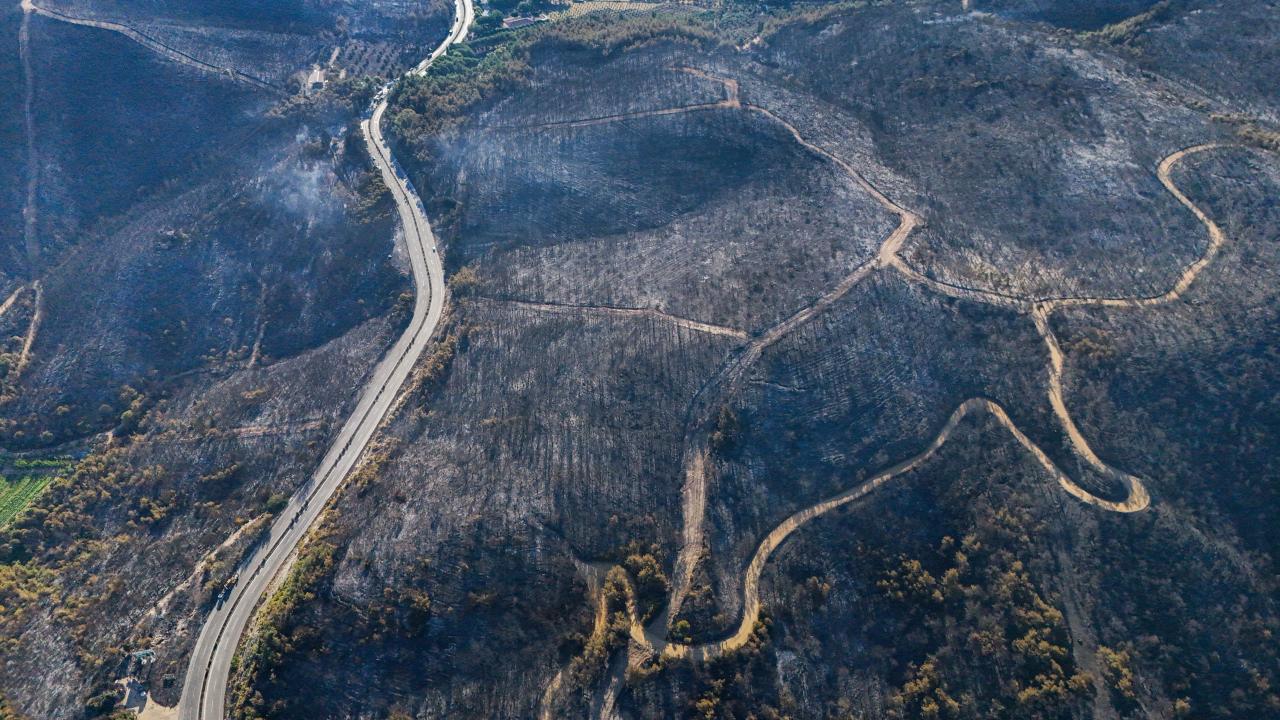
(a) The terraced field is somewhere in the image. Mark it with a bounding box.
[0,474,51,526]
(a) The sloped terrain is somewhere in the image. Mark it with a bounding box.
[38,0,454,87]
[298,6,1272,719]
[0,0,434,715]
[978,0,1161,29]
[417,42,895,333]
[691,273,1059,638]
[1,313,400,716]
[2,1,1279,719]
[622,416,1102,719]
[27,14,269,261]
[1,0,417,451]
[0,7,28,285]
[1090,0,1280,119]
[226,303,739,718]
[982,0,1279,120]
[1055,146,1280,569]
[0,111,407,448]
[764,4,1218,300]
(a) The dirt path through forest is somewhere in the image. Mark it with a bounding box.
[535,70,1239,715]
[554,393,1150,687]
[493,66,739,132]
[11,13,1235,710]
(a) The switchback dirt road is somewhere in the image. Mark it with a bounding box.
[532,85,1240,712]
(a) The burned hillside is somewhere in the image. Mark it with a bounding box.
[2,0,1279,719]
[0,0,450,714]
[213,3,1280,718]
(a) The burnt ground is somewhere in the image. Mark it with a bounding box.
[0,0,444,714]
[4,1,1280,719]
[39,0,455,87]
[221,3,1280,717]
[761,4,1217,301]
[0,7,28,287]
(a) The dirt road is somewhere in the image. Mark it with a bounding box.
[626,142,1220,681]
[530,80,1235,709]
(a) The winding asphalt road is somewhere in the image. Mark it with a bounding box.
[177,2,471,717]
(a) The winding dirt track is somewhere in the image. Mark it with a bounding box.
[564,393,1145,684]
[506,70,1164,654]
[531,67,1236,713]
[888,147,1226,312]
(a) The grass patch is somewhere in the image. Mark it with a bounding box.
[12,456,73,470]
[0,475,53,528]
[1084,0,1184,45]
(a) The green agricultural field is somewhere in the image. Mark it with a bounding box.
[0,475,53,527]
[13,456,73,470]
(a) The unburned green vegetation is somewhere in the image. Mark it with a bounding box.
[228,531,338,719]
[1084,0,1181,44]
[388,11,728,167]
[0,475,53,527]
